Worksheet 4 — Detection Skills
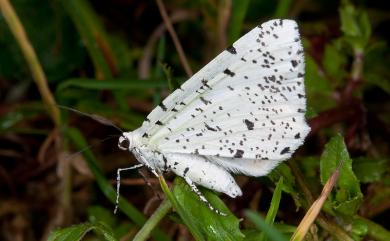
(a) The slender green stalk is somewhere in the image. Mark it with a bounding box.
[351,48,363,82]
[61,0,114,79]
[274,0,292,17]
[133,199,172,241]
[0,0,60,126]
[245,210,287,241]
[228,0,250,43]
[356,217,390,241]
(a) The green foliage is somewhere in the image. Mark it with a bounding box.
[47,222,117,241]
[353,157,388,184]
[258,177,284,241]
[0,0,85,81]
[339,0,371,51]
[245,211,287,241]
[322,43,348,84]
[161,177,244,241]
[228,0,250,44]
[320,134,363,217]
[268,164,302,208]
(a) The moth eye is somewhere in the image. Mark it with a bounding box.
[118,138,130,150]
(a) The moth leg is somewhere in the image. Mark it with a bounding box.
[183,176,227,216]
[114,164,144,214]
[138,169,163,200]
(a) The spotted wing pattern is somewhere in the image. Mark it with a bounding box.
[140,19,309,173]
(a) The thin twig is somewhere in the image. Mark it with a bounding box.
[217,0,231,48]
[138,10,197,79]
[289,161,354,241]
[291,161,343,241]
[343,48,364,100]
[155,0,193,77]
[0,0,60,126]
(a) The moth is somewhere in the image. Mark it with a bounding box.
[116,19,310,214]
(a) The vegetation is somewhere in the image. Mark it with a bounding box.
[0,0,389,240]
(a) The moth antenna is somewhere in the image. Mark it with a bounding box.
[57,105,123,133]
[64,135,117,163]
[114,164,144,214]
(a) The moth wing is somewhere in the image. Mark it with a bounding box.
[143,20,309,170]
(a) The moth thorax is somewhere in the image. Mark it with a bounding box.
[118,131,140,151]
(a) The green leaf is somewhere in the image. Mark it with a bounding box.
[61,0,113,79]
[304,54,335,112]
[322,43,348,83]
[352,157,388,183]
[57,78,168,92]
[47,222,117,241]
[268,163,302,208]
[228,0,250,44]
[245,211,288,241]
[0,0,86,82]
[274,0,292,17]
[259,177,284,241]
[88,206,116,228]
[265,177,283,224]
[364,73,390,95]
[243,223,296,241]
[166,177,244,241]
[320,134,363,217]
[350,218,368,241]
[242,229,263,241]
[339,1,371,50]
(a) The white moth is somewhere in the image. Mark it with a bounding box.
[115,19,310,214]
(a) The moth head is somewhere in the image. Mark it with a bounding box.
[118,131,141,150]
[118,135,130,150]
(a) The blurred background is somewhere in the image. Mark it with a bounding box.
[0,0,389,240]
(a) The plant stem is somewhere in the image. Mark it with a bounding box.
[315,216,354,241]
[291,166,342,241]
[133,199,172,241]
[355,217,390,241]
[0,0,60,127]
[155,0,193,77]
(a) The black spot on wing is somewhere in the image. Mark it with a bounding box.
[183,167,189,176]
[226,45,237,54]
[291,60,298,68]
[280,147,290,155]
[205,123,217,132]
[244,119,254,130]
[224,68,235,77]
[200,96,212,105]
[297,93,305,99]
[234,149,244,158]
[159,102,167,111]
[201,79,211,89]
